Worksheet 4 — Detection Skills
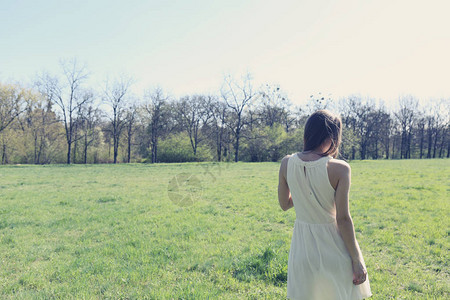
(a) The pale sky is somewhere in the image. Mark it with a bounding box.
[1,0,450,108]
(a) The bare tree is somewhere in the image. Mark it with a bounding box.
[175,94,213,156]
[416,114,426,159]
[72,90,95,163]
[347,97,375,160]
[356,104,375,160]
[207,99,229,161]
[306,93,334,114]
[79,103,101,164]
[339,96,385,160]
[144,87,169,163]
[367,107,390,159]
[36,59,90,164]
[431,100,449,158]
[221,74,256,162]
[425,115,436,159]
[439,125,447,158]
[258,84,294,132]
[103,75,133,163]
[394,96,418,159]
[124,103,138,163]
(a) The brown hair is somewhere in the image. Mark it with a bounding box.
[303,109,342,158]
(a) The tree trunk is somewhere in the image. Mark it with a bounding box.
[193,126,198,157]
[151,126,158,163]
[113,135,119,164]
[152,140,157,163]
[394,137,397,158]
[447,137,450,158]
[217,139,222,161]
[67,141,71,164]
[217,128,223,162]
[84,144,88,164]
[401,132,405,159]
[127,130,131,163]
[385,137,389,159]
[439,128,446,158]
[73,123,78,164]
[427,127,433,158]
[433,129,439,158]
[360,141,366,160]
[234,134,240,162]
[151,125,157,163]
[407,131,412,159]
[2,143,6,164]
[374,139,378,159]
[34,135,38,164]
[113,112,118,164]
[419,125,424,158]
[84,133,88,164]
[38,135,44,164]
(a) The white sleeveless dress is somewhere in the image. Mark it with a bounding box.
[286,154,372,299]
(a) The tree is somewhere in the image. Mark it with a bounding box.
[36,59,90,164]
[79,103,101,164]
[338,96,388,160]
[306,93,334,114]
[368,107,391,159]
[144,87,169,163]
[394,96,417,159]
[72,90,95,163]
[175,94,213,157]
[416,114,426,159]
[221,74,256,162]
[207,99,229,161]
[124,103,138,163]
[355,103,375,160]
[22,93,62,164]
[379,109,392,159]
[342,97,374,160]
[103,75,133,164]
[258,84,293,131]
[338,96,360,159]
[0,82,27,134]
[439,124,448,158]
[431,100,449,158]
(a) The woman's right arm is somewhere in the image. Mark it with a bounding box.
[278,155,293,211]
[334,161,367,285]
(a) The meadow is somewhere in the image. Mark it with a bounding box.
[0,159,448,299]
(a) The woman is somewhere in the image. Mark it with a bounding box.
[278,110,372,299]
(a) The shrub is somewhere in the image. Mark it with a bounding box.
[157,133,212,163]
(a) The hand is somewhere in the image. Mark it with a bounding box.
[352,259,367,285]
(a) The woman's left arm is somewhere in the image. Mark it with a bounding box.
[278,155,293,211]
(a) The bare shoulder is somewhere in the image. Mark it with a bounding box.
[327,158,351,189]
[328,158,351,175]
[281,154,292,165]
[279,154,292,177]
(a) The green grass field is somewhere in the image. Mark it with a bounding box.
[0,159,449,299]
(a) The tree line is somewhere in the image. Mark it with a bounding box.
[0,60,448,164]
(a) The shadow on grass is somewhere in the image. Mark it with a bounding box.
[231,246,288,286]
